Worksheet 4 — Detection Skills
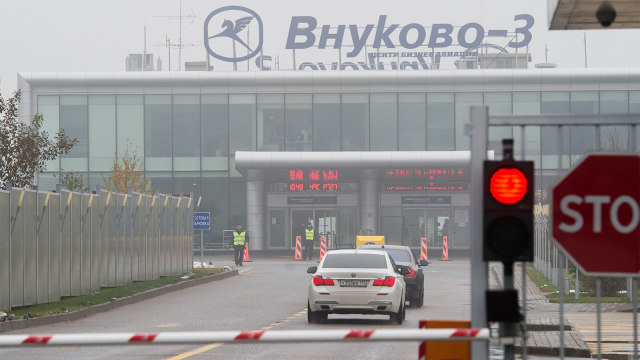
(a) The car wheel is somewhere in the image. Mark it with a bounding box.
[392,301,404,325]
[307,301,318,324]
[418,289,424,308]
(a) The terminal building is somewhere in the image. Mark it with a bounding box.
[17,69,640,250]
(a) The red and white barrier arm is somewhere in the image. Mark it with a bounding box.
[0,328,490,346]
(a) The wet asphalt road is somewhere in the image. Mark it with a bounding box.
[0,253,472,359]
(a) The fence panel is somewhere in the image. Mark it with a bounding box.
[131,193,140,281]
[159,196,169,276]
[150,196,159,280]
[59,190,72,297]
[1,188,192,311]
[90,193,100,291]
[23,190,37,306]
[36,192,50,304]
[0,191,11,310]
[70,192,82,296]
[137,194,148,281]
[80,193,92,294]
[170,197,178,275]
[99,190,111,287]
[10,189,26,307]
[49,193,61,302]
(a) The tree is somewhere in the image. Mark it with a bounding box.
[0,90,77,189]
[102,141,151,193]
[56,169,89,193]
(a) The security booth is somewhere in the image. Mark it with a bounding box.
[234,151,474,251]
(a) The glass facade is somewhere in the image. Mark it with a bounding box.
[37,89,640,237]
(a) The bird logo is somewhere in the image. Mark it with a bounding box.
[204,6,263,63]
[209,17,254,52]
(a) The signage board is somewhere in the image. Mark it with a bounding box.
[552,154,640,276]
[193,212,211,231]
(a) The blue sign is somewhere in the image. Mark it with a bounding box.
[193,212,211,231]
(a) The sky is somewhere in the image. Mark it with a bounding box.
[1,0,640,96]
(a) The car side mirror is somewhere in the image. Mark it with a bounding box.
[397,266,410,276]
[307,266,317,274]
[419,260,428,267]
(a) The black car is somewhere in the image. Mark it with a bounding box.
[358,244,427,307]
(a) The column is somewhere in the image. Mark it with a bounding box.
[359,169,378,235]
[246,169,266,250]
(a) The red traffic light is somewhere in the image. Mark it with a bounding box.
[490,168,528,205]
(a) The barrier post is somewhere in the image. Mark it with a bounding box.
[420,237,428,262]
[243,243,252,262]
[441,236,450,261]
[294,235,303,260]
[319,236,327,263]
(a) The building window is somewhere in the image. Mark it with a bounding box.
[202,95,229,172]
[426,92,454,150]
[370,93,398,151]
[60,95,88,171]
[454,93,483,151]
[341,94,369,151]
[258,94,284,152]
[89,95,116,172]
[173,95,200,171]
[144,95,172,171]
[313,94,340,151]
[285,94,312,151]
[38,96,60,172]
[398,93,426,151]
[229,94,256,154]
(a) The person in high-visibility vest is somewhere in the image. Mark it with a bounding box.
[232,224,249,266]
[304,223,317,261]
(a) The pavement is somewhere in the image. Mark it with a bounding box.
[490,263,639,359]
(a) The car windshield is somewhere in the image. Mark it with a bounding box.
[322,253,387,269]
[386,249,412,263]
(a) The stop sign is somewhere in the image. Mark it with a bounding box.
[552,154,640,276]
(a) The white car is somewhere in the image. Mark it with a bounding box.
[306,249,408,324]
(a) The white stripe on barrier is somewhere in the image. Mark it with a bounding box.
[0,329,490,346]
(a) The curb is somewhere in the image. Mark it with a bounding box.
[0,269,238,333]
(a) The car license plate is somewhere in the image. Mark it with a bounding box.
[339,280,368,287]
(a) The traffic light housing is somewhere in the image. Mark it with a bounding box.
[483,160,534,263]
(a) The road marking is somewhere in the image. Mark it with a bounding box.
[239,268,252,274]
[154,323,181,328]
[170,308,306,359]
[166,342,224,360]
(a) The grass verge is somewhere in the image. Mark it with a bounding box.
[526,266,630,303]
[7,268,223,319]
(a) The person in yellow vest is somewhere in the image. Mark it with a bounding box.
[304,223,317,261]
[232,224,249,266]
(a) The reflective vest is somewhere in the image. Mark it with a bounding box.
[233,231,246,245]
[305,228,314,241]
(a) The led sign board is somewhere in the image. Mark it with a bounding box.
[289,169,339,192]
[385,184,468,192]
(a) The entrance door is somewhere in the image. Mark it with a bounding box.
[402,208,427,248]
[425,208,450,248]
[269,210,286,248]
[290,209,337,248]
[291,209,314,248]
[380,216,404,246]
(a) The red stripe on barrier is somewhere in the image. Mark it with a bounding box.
[235,331,264,340]
[345,330,374,339]
[22,336,52,344]
[450,329,480,337]
[129,334,158,342]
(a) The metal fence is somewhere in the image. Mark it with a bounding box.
[0,186,193,311]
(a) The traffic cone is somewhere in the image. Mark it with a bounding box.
[420,237,428,262]
[441,236,450,261]
[319,236,327,263]
[294,235,303,260]
[243,243,252,262]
